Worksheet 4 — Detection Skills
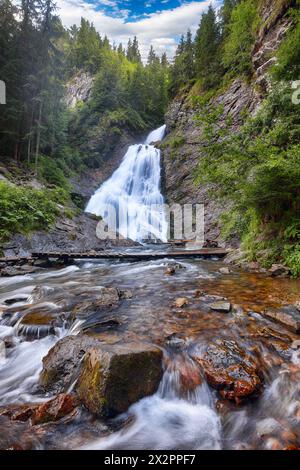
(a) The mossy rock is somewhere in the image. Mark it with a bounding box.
[76,343,163,417]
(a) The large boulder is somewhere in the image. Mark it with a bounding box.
[190,339,262,402]
[40,336,163,417]
[76,343,163,417]
[260,306,300,334]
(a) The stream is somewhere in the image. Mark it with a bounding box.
[0,255,300,450]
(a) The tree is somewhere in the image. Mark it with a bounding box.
[195,5,221,88]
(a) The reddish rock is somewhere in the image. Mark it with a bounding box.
[261,307,300,334]
[174,298,189,308]
[31,394,78,425]
[191,339,262,402]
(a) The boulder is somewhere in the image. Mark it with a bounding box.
[72,288,120,319]
[76,343,163,417]
[261,306,300,334]
[40,336,163,417]
[210,302,231,313]
[190,339,262,402]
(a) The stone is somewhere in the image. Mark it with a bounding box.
[76,343,163,417]
[118,289,133,300]
[174,298,189,308]
[219,267,231,275]
[0,340,6,360]
[165,266,176,276]
[191,339,262,402]
[72,288,120,318]
[260,306,300,334]
[294,301,300,312]
[31,394,78,425]
[291,339,300,350]
[210,302,231,313]
[269,264,290,277]
[256,418,281,437]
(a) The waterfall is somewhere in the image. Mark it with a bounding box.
[85,125,168,243]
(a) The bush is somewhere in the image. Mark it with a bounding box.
[0,181,60,242]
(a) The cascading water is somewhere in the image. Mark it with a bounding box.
[85,125,168,242]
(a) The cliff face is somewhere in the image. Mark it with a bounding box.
[162,0,294,244]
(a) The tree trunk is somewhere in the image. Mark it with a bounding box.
[34,99,43,176]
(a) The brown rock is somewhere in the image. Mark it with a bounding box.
[165,266,176,276]
[191,339,262,402]
[31,394,77,425]
[219,267,231,275]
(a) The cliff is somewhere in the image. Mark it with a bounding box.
[161,0,294,245]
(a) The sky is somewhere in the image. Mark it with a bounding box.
[57,0,221,61]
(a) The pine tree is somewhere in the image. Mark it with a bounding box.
[195,5,221,88]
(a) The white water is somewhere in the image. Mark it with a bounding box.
[85,125,168,242]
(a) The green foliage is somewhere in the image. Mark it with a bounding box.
[194,79,300,271]
[283,245,300,277]
[0,181,59,242]
[272,2,300,80]
[222,0,259,76]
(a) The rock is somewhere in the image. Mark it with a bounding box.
[0,340,5,360]
[76,343,163,417]
[294,301,300,312]
[269,264,290,277]
[190,339,262,402]
[72,288,120,319]
[260,306,300,334]
[256,418,281,437]
[165,266,176,276]
[40,335,103,393]
[210,302,231,313]
[198,294,227,303]
[291,339,300,350]
[117,289,133,300]
[31,394,78,425]
[219,267,231,275]
[40,335,163,417]
[174,297,189,308]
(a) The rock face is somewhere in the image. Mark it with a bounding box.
[65,72,94,109]
[191,339,262,402]
[77,343,163,417]
[161,0,291,245]
[40,336,163,417]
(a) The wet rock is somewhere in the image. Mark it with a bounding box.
[174,298,189,308]
[198,293,227,303]
[294,301,300,312]
[291,339,300,350]
[0,340,5,360]
[210,302,231,313]
[219,267,231,275]
[117,289,133,300]
[261,306,300,334]
[166,334,186,351]
[40,335,103,393]
[31,394,78,425]
[191,339,262,402]
[72,288,120,318]
[165,266,176,276]
[269,264,290,278]
[76,343,163,417]
[256,418,281,437]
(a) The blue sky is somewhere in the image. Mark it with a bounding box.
[57,0,221,60]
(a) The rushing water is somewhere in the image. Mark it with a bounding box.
[0,255,300,450]
[85,125,167,242]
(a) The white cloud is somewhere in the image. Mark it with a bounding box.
[56,0,221,61]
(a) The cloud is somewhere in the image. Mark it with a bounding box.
[57,0,221,61]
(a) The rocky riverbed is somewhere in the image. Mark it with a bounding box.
[0,252,300,450]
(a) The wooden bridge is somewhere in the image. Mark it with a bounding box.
[0,248,228,265]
